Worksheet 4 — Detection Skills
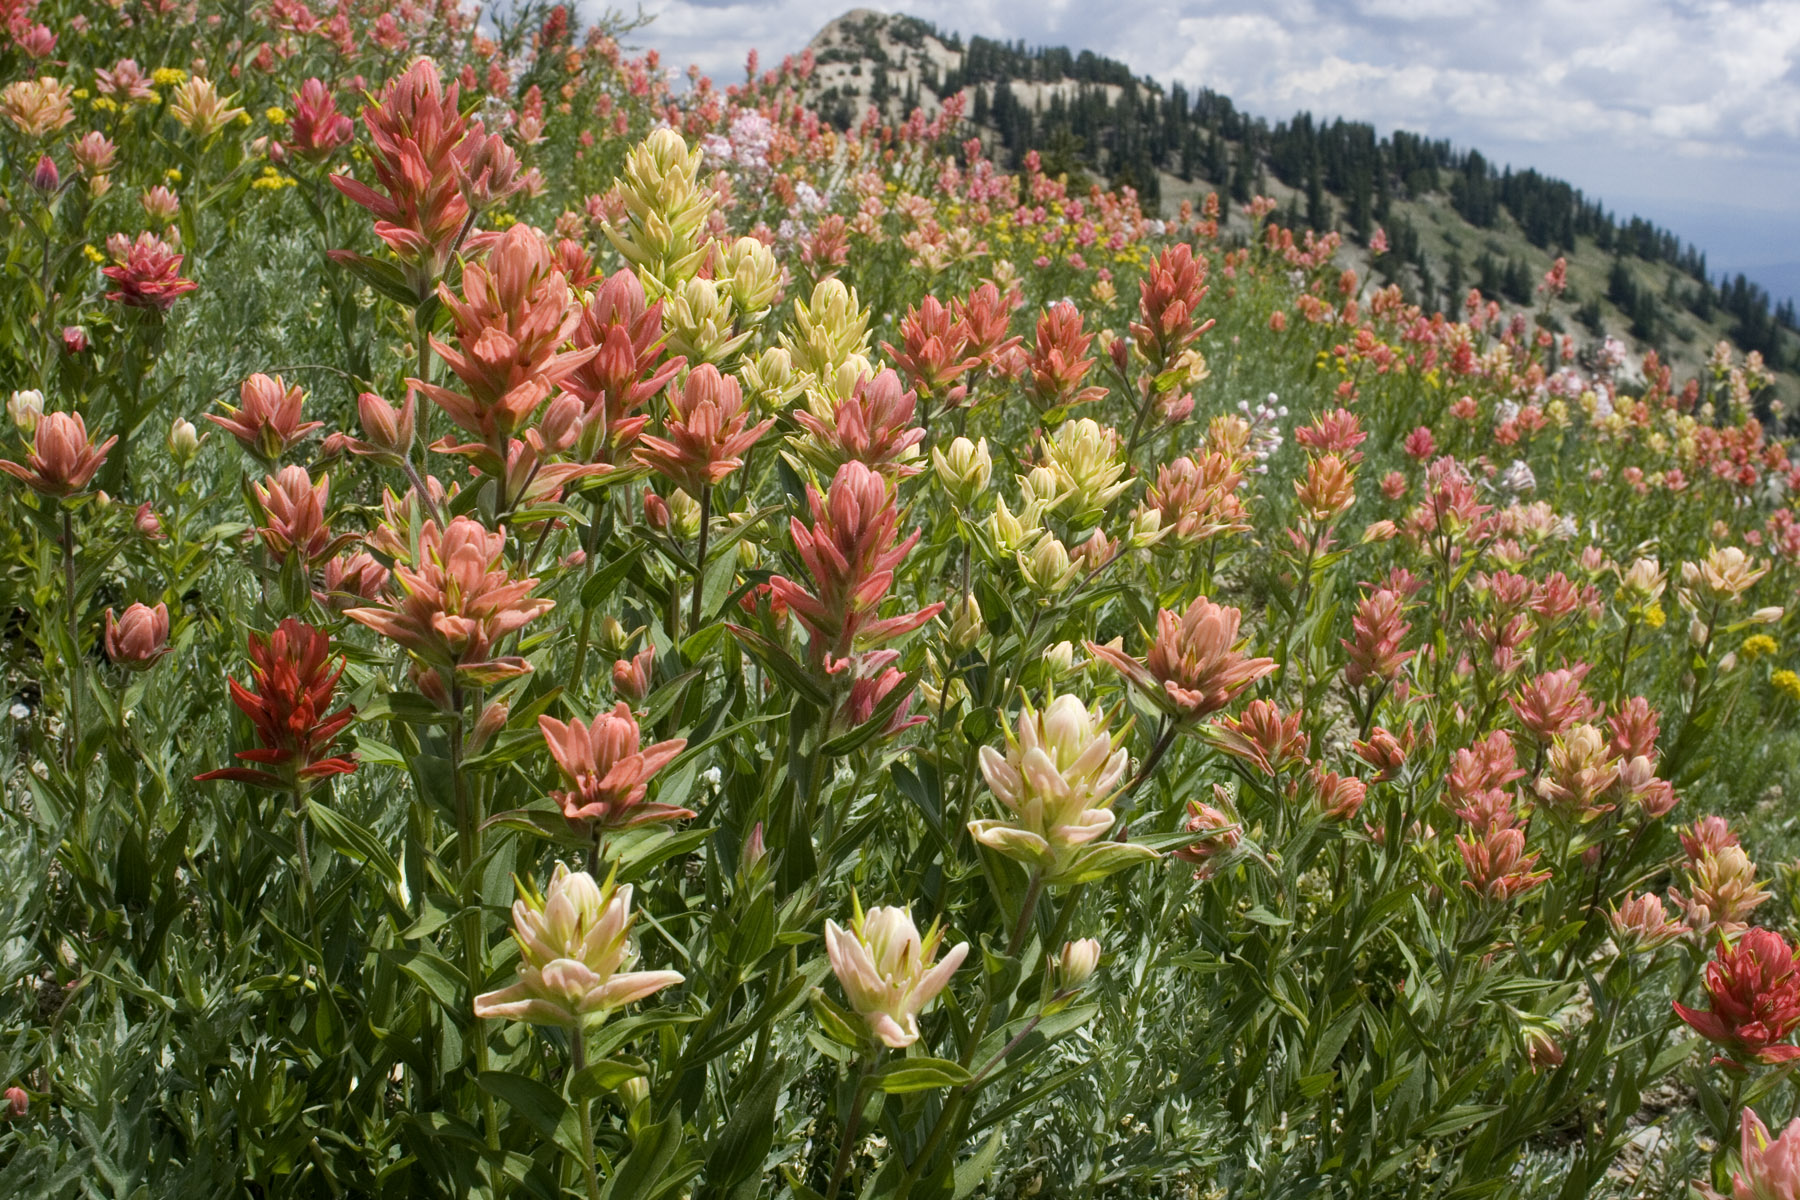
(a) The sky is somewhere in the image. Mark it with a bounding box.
[621,0,1800,305]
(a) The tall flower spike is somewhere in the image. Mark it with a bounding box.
[790,367,925,480]
[1131,242,1212,366]
[195,619,357,789]
[1674,927,1800,1067]
[824,900,968,1049]
[344,515,554,704]
[970,692,1156,886]
[0,410,115,496]
[564,268,684,466]
[632,365,772,494]
[883,295,980,404]
[413,223,593,456]
[766,461,943,665]
[538,704,690,832]
[286,78,353,161]
[1086,596,1275,723]
[1024,302,1106,415]
[475,865,683,1030]
[330,57,473,299]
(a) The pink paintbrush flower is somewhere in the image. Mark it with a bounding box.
[0,410,115,496]
[344,515,553,702]
[103,602,170,668]
[765,461,942,665]
[632,364,771,494]
[208,374,321,463]
[537,703,690,831]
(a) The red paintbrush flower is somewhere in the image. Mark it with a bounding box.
[1675,927,1800,1067]
[196,619,356,789]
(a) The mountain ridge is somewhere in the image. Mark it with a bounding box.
[801,9,1800,411]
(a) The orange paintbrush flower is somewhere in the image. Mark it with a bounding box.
[344,515,553,704]
[1086,596,1274,723]
[632,364,771,495]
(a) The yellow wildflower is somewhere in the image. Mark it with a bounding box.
[152,67,188,87]
[1742,635,1778,661]
[1774,670,1800,703]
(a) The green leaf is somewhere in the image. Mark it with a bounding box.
[600,1116,684,1200]
[478,1071,580,1158]
[308,803,402,885]
[705,1064,783,1190]
[582,543,645,608]
[384,948,467,1016]
[870,1057,972,1094]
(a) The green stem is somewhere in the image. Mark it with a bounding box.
[62,507,85,833]
[825,1062,874,1200]
[690,484,712,635]
[450,685,500,1153]
[570,1024,604,1200]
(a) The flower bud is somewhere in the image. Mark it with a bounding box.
[1751,606,1784,625]
[356,390,414,457]
[989,498,1039,556]
[8,389,44,434]
[741,822,766,876]
[931,436,992,508]
[1020,536,1078,595]
[1127,506,1166,550]
[612,645,654,703]
[618,1076,650,1112]
[598,616,629,655]
[169,417,201,465]
[104,602,172,669]
[947,594,985,652]
[643,490,671,531]
[720,235,781,315]
[60,326,87,354]
[470,699,509,755]
[135,501,166,540]
[4,1087,24,1119]
[30,154,58,193]
[1049,938,1101,992]
[1042,641,1075,677]
[667,488,702,540]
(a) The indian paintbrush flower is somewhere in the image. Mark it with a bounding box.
[104,603,170,668]
[195,619,356,789]
[475,864,683,1030]
[0,410,116,496]
[823,899,968,1049]
[537,703,690,831]
[1674,927,1800,1067]
[970,692,1157,886]
[1086,596,1275,723]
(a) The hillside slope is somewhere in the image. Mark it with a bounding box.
[805,9,1800,415]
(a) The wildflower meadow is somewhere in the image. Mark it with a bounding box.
[3,3,1800,1197]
